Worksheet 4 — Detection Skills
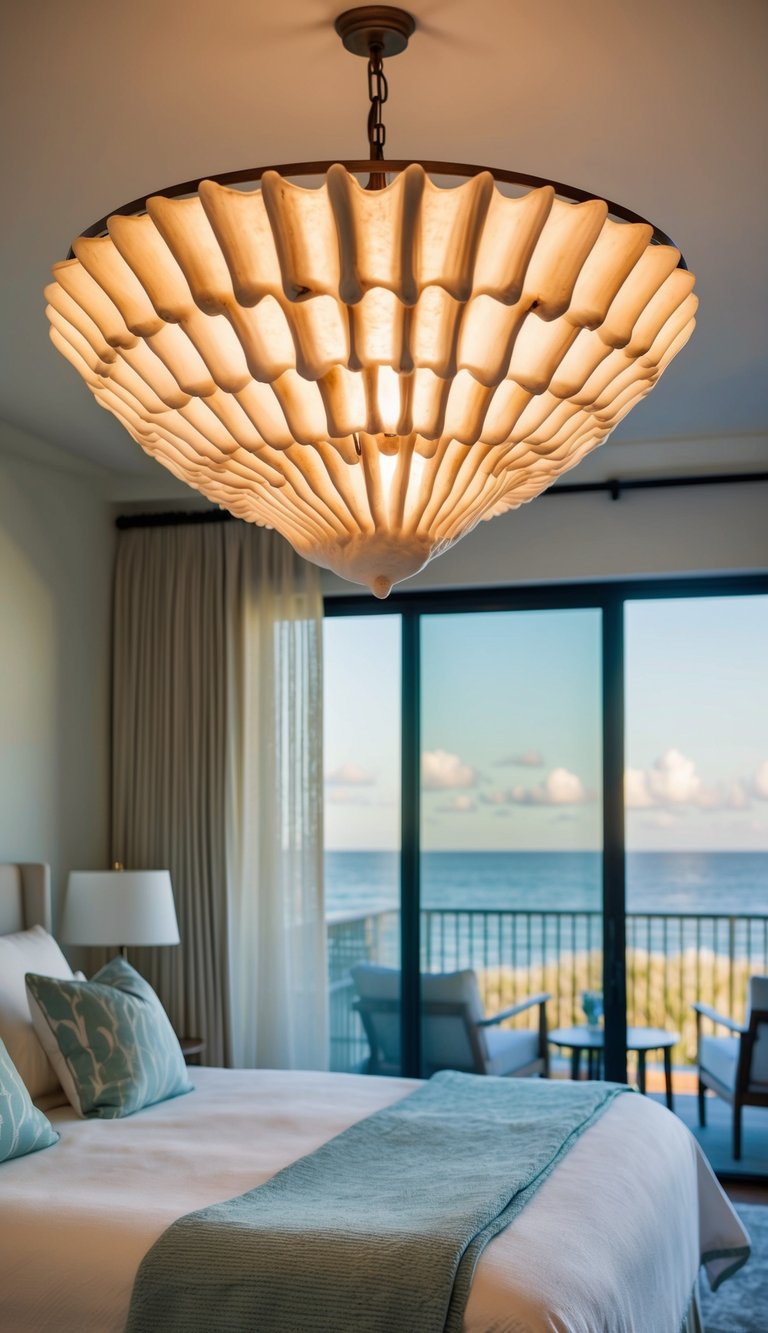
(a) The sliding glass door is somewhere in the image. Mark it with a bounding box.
[323,615,402,1073]
[625,594,768,1160]
[419,609,604,1079]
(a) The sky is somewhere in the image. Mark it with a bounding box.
[323,596,768,854]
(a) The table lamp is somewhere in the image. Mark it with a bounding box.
[61,866,180,960]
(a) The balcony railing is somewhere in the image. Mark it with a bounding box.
[328,907,768,1074]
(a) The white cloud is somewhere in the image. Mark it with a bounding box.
[436,794,477,814]
[626,749,704,808]
[538,768,589,805]
[752,761,768,801]
[325,762,375,787]
[495,748,545,769]
[480,767,590,807]
[422,749,477,790]
[626,749,753,812]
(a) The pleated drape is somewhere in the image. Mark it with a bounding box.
[111,520,325,1069]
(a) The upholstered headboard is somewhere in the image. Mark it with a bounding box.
[0,863,51,934]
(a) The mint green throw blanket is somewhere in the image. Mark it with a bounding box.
[127,1072,628,1333]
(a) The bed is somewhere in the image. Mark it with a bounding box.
[0,864,750,1333]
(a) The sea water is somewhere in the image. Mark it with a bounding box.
[325,850,768,918]
[325,850,768,971]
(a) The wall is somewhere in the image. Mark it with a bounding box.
[0,421,113,922]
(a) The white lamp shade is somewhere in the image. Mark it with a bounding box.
[61,870,180,947]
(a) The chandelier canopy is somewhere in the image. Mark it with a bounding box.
[46,7,697,597]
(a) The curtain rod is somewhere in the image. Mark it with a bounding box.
[115,508,234,530]
[114,471,768,529]
[548,470,768,500]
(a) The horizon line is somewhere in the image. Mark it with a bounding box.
[324,847,768,856]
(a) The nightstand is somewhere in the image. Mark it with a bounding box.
[179,1036,205,1066]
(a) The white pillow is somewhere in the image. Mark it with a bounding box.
[0,925,74,1103]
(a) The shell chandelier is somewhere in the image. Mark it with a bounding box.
[46,7,697,597]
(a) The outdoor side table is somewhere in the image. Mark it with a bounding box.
[549,1025,679,1110]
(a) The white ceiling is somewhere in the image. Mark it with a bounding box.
[2,0,766,495]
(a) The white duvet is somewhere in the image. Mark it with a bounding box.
[0,1068,749,1333]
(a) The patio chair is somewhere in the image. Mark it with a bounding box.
[692,975,768,1160]
[350,963,550,1079]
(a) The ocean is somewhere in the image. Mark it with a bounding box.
[325,850,768,919]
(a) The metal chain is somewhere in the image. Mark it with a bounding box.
[366,44,388,160]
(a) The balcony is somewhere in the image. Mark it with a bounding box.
[328,906,768,1093]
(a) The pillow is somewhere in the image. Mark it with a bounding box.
[0,1035,59,1163]
[0,925,75,1103]
[26,957,192,1119]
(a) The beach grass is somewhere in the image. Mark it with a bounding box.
[478,948,754,1065]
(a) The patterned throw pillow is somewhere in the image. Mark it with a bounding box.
[0,1035,59,1162]
[26,957,192,1119]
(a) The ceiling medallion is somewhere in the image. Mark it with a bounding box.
[46,7,697,597]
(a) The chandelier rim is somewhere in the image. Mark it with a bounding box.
[66,159,687,270]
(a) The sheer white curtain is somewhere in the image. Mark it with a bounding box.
[224,525,327,1069]
[112,520,326,1070]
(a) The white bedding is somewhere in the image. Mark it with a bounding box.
[0,1068,748,1333]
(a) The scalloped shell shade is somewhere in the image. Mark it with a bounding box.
[46,164,697,596]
